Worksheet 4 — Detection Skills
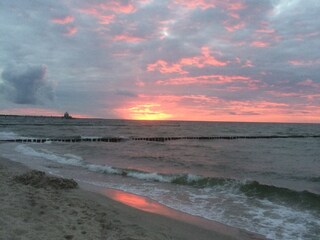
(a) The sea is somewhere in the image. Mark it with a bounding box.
[0,116,319,240]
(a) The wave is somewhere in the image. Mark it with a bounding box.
[240,181,320,210]
[15,145,84,166]
[309,176,320,182]
[15,144,320,212]
[79,164,320,212]
[169,175,320,211]
[89,165,320,211]
[0,131,25,140]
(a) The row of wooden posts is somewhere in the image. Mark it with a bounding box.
[1,135,319,143]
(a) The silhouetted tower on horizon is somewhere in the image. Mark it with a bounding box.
[63,112,72,119]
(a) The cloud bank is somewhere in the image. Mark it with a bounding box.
[1,65,54,104]
[0,0,319,122]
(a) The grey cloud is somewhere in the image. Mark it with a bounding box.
[115,90,138,97]
[1,65,55,104]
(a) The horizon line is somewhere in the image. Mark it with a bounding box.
[0,113,319,125]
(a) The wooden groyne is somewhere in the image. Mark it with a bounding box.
[131,135,320,142]
[1,135,320,143]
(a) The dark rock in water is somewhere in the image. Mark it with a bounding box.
[14,170,78,189]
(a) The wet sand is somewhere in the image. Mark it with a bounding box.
[0,156,265,240]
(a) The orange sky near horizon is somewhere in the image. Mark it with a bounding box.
[111,92,320,123]
[1,103,320,123]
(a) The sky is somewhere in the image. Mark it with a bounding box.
[0,0,320,122]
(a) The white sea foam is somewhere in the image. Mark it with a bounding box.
[15,145,83,166]
[186,174,202,182]
[0,131,23,140]
[64,154,83,161]
[126,171,172,182]
[244,199,320,240]
[86,164,121,175]
[117,183,320,240]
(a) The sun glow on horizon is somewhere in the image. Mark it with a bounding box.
[114,98,320,123]
[122,103,172,120]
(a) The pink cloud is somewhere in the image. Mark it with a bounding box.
[253,101,288,108]
[256,28,275,34]
[267,82,320,101]
[297,79,320,88]
[303,94,320,101]
[135,80,145,87]
[173,0,216,10]
[99,15,115,25]
[98,2,136,14]
[250,41,270,48]
[251,22,281,47]
[64,26,77,36]
[224,21,245,32]
[267,91,301,98]
[137,0,152,4]
[156,74,258,88]
[52,16,74,24]
[242,59,253,68]
[180,47,228,67]
[295,31,320,41]
[80,1,135,16]
[267,91,320,105]
[148,47,228,75]
[289,59,320,66]
[79,1,135,26]
[225,2,246,11]
[256,22,276,34]
[173,0,246,12]
[79,7,115,25]
[220,1,247,31]
[51,15,77,36]
[220,1,247,19]
[289,60,303,66]
[147,60,188,74]
[113,34,145,43]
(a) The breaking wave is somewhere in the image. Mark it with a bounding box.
[88,165,320,212]
[15,144,320,212]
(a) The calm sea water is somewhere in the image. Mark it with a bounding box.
[0,117,319,239]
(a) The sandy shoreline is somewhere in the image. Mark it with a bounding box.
[0,156,265,240]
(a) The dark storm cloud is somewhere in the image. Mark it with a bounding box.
[1,65,54,104]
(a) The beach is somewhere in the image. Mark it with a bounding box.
[0,156,263,240]
[1,118,319,239]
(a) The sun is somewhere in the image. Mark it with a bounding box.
[127,104,172,120]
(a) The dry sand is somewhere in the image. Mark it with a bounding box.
[0,156,265,240]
